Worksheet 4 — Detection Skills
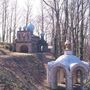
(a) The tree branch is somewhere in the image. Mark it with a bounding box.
[43,0,55,10]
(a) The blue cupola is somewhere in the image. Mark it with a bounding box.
[27,23,34,33]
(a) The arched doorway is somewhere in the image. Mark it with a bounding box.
[20,45,28,53]
[52,67,67,90]
[56,68,66,90]
[72,66,86,90]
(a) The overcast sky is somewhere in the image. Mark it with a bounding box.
[15,0,41,27]
[13,0,42,35]
[18,0,41,17]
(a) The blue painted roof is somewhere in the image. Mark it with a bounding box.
[27,23,34,32]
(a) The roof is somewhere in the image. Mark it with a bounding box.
[55,54,81,66]
[27,23,34,32]
[48,50,88,70]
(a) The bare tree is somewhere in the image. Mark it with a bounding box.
[41,0,44,32]
[64,0,69,41]
[43,0,63,58]
[88,0,90,34]
[1,0,9,42]
[9,7,13,43]
[42,0,89,59]
[13,0,17,42]
[25,0,32,26]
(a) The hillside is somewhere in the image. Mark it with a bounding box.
[0,48,54,90]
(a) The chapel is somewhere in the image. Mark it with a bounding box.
[47,40,89,90]
[14,23,48,53]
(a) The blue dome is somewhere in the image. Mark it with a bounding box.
[27,23,34,32]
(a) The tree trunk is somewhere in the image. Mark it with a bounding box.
[80,0,84,60]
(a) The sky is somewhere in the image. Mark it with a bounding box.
[15,0,42,36]
[0,0,41,41]
[14,0,41,28]
[18,0,41,17]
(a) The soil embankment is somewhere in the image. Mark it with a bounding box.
[0,48,54,90]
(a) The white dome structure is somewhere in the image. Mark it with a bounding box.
[55,51,88,69]
[47,40,89,90]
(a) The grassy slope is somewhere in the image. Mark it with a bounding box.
[0,49,47,90]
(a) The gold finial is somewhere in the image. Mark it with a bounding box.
[65,40,71,50]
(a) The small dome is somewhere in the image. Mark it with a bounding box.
[40,31,45,40]
[41,32,45,36]
[27,23,34,32]
[23,26,27,30]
